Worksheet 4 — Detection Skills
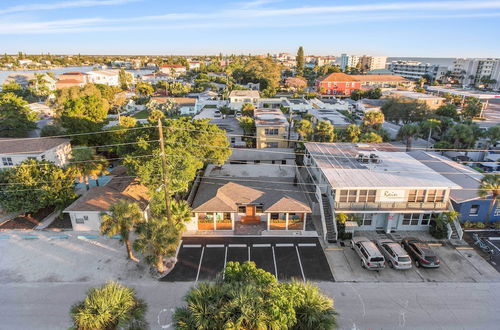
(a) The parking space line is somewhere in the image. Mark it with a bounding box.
[183,244,202,248]
[206,244,224,248]
[276,243,294,247]
[175,240,182,259]
[295,245,305,281]
[223,246,228,280]
[298,243,316,247]
[489,237,500,241]
[487,240,500,253]
[253,243,271,247]
[272,246,278,279]
[195,246,205,283]
[228,244,246,248]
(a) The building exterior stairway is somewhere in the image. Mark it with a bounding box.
[321,194,337,243]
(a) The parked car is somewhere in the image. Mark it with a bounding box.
[351,236,385,270]
[376,239,412,270]
[401,237,440,268]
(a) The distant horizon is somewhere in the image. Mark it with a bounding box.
[0,1,499,57]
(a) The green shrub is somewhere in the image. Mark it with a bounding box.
[463,221,473,229]
[475,222,486,229]
[494,222,500,229]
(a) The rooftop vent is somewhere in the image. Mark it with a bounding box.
[370,154,381,164]
[356,153,370,164]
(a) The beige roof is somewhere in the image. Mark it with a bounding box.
[64,168,149,213]
[229,90,261,98]
[151,97,196,106]
[0,138,70,155]
[192,178,311,213]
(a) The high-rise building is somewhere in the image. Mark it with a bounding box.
[452,58,500,90]
[340,54,360,70]
[387,61,448,81]
[359,55,387,71]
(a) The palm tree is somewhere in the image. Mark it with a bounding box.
[420,119,441,150]
[70,281,148,330]
[478,174,500,224]
[314,120,335,142]
[170,199,192,225]
[448,124,475,149]
[100,200,144,262]
[292,282,337,330]
[133,216,182,273]
[397,124,420,151]
[70,148,109,190]
[295,119,313,140]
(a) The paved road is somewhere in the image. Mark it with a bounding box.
[476,99,500,128]
[1,281,499,329]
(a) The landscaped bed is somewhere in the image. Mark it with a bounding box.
[0,207,54,230]
[132,109,150,119]
[47,213,73,230]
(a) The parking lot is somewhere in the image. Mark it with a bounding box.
[464,230,500,273]
[325,240,500,283]
[162,237,334,282]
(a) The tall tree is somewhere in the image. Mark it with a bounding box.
[420,118,441,149]
[397,123,420,151]
[345,124,362,142]
[0,159,76,214]
[295,119,313,140]
[100,200,144,262]
[359,131,383,143]
[381,98,429,124]
[478,174,500,224]
[314,120,335,142]
[447,123,476,149]
[0,92,37,137]
[296,46,305,77]
[435,103,458,120]
[69,148,109,190]
[462,97,482,119]
[70,282,148,330]
[362,111,385,130]
[118,68,132,90]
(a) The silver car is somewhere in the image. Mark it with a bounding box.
[351,236,385,270]
[376,239,412,270]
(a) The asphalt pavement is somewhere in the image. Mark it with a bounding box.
[2,281,499,329]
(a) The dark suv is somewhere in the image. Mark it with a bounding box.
[401,237,440,268]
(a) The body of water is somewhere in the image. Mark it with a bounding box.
[0,66,154,85]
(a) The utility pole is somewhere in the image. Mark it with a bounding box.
[158,118,172,224]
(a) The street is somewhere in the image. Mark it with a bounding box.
[1,281,499,329]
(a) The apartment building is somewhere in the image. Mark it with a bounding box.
[228,90,261,110]
[340,54,360,70]
[86,69,121,86]
[387,61,448,81]
[452,58,500,90]
[315,73,410,97]
[159,64,187,76]
[303,143,459,239]
[254,108,289,149]
[359,55,387,71]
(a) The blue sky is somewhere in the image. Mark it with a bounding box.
[0,0,499,56]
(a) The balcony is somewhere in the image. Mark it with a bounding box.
[334,201,448,211]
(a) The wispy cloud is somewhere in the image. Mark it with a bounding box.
[237,0,283,9]
[1,0,500,34]
[0,0,139,15]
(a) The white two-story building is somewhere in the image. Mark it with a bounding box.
[303,143,460,239]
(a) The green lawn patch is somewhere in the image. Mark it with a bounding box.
[133,110,150,119]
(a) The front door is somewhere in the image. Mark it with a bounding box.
[242,205,259,224]
[246,205,256,217]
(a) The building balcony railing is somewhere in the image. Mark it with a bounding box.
[334,201,448,211]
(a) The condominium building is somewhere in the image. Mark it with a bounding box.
[254,108,289,149]
[359,55,387,71]
[452,58,500,90]
[340,54,360,70]
[303,143,459,241]
[387,61,448,81]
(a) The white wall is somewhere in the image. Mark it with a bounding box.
[68,211,102,231]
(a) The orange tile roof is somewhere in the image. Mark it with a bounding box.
[318,72,408,83]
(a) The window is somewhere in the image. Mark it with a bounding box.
[256,205,264,213]
[403,213,420,226]
[270,213,279,220]
[469,205,479,216]
[230,137,236,143]
[408,190,426,202]
[339,190,348,202]
[495,208,500,217]
[223,213,231,220]
[281,160,287,165]
[264,128,279,135]
[41,155,46,160]
[421,214,431,226]
[2,157,13,166]
[75,215,88,224]
[254,160,261,164]
[358,190,376,203]
[238,206,246,213]
[435,190,445,203]
[367,190,376,202]
[348,190,357,202]
[362,213,373,226]
[426,190,436,202]
[266,142,279,148]
[416,190,425,202]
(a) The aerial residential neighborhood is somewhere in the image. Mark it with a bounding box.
[1,1,500,329]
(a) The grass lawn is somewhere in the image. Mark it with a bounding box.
[133,110,149,119]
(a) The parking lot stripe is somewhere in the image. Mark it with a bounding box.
[228,244,247,247]
[223,246,228,280]
[195,246,205,283]
[487,240,500,253]
[272,246,278,279]
[489,237,500,241]
[206,244,224,248]
[298,243,316,247]
[253,243,271,247]
[276,243,294,247]
[183,244,202,248]
[295,245,305,282]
